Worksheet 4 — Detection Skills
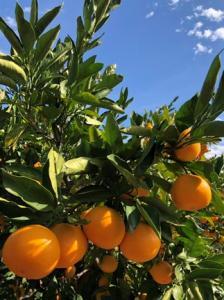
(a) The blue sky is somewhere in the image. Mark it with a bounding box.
[1,0,224,114]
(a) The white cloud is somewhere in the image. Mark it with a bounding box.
[24,6,31,13]
[188,22,203,36]
[195,6,224,22]
[169,0,180,6]
[193,43,213,55]
[205,144,224,159]
[146,11,155,19]
[154,2,159,7]
[186,15,193,20]
[5,17,16,29]
[176,28,182,33]
[188,24,224,41]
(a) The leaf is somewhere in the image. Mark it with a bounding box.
[172,285,184,300]
[73,92,124,113]
[5,125,25,149]
[5,164,42,181]
[214,155,223,174]
[188,268,223,280]
[175,95,198,131]
[48,149,64,198]
[69,186,113,204]
[124,205,140,231]
[135,142,156,176]
[94,74,123,90]
[68,48,79,85]
[2,170,56,212]
[107,154,141,187]
[35,5,62,37]
[136,201,161,238]
[34,25,60,62]
[15,3,36,52]
[197,282,214,300]
[121,126,152,137]
[64,157,103,175]
[194,54,221,117]
[30,0,38,26]
[0,17,23,55]
[0,74,17,90]
[212,188,224,214]
[0,58,26,83]
[78,62,103,81]
[0,197,36,219]
[193,121,224,138]
[162,288,173,300]
[103,113,123,152]
[151,175,172,193]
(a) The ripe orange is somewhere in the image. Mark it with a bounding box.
[171,174,212,211]
[51,223,88,268]
[98,275,109,287]
[120,223,161,263]
[174,128,201,162]
[33,161,42,168]
[149,261,173,285]
[146,122,153,129]
[2,225,60,279]
[83,206,125,249]
[98,255,118,273]
[130,187,150,198]
[65,265,76,279]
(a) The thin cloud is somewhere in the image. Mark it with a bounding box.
[205,144,224,159]
[146,11,155,19]
[193,43,213,55]
[188,24,224,41]
[169,0,180,6]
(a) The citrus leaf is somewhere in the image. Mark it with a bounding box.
[30,0,38,26]
[0,74,17,90]
[0,197,36,219]
[2,170,56,212]
[194,54,221,117]
[103,113,123,152]
[0,17,23,55]
[0,58,26,83]
[35,5,62,37]
[34,25,60,62]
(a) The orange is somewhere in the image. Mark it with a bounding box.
[130,187,150,198]
[146,122,153,129]
[174,128,201,162]
[83,206,125,249]
[139,293,148,300]
[120,223,161,263]
[2,225,60,279]
[98,275,109,287]
[51,223,88,268]
[171,174,212,211]
[33,161,42,168]
[149,261,173,285]
[65,265,76,279]
[98,255,118,273]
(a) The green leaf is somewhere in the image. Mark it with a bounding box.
[78,62,103,80]
[64,157,103,175]
[124,205,140,231]
[94,74,123,90]
[0,74,17,90]
[197,282,215,300]
[46,148,64,199]
[68,47,79,85]
[5,125,25,149]
[30,0,38,26]
[107,154,142,187]
[5,164,42,181]
[103,113,123,152]
[172,285,184,300]
[193,121,224,138]
[151,175,172,193]
[135,142,156,176]
[15,3,36,52]
[188,268,223,280]
[121,126,152,137]
[0,58,26,83]
[0,17,23,55]
[162,288,173,300]
[201,254,224,265]
[136,201,161,238]
[35,5,62,37]
[34,25,60,62]
[194,55,221,117]
[0,197,36,219]
[2,170,56,212]
[210,71,224,119]
[69,186,113,204]
[175,95,198,131]
[73,92,124,113]
[211,189,224,213]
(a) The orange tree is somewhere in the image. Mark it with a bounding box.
[0,0,224,299]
